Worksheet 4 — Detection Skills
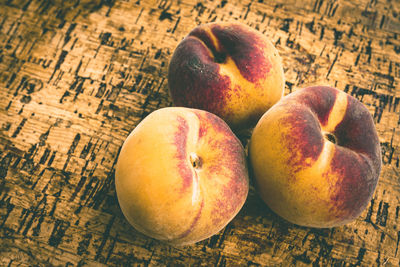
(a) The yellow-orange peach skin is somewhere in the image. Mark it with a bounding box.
[168,22,285,131]
[115,107,249,245]
[249,86,382,228]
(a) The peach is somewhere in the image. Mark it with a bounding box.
[249,86,382,228]
[115,107,249,245]
[168,22,285,131]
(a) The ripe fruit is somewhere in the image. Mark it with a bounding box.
[249,86,382,228]
[115,107,249,245]
[168,22,285,131]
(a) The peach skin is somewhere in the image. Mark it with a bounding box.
[168,22,285,131]
[115,107,249,245]
[249,86,382,228]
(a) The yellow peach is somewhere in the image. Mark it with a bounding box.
[115,107,249,245]
[249,86,382,228]
[168,22,285,131]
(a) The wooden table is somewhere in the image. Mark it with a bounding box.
[1,0,399,266]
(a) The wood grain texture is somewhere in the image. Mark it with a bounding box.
[0,0,399,266]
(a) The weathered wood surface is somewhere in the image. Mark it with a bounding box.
[0,0,399,266]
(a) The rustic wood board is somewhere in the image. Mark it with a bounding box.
[0,0,399,266]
